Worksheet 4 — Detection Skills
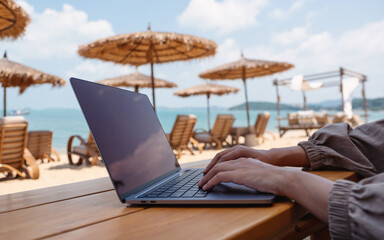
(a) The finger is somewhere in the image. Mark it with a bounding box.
[204,149,246,174]
[199,161,236,187]
[203,148,234,174]
[202,171,240,191]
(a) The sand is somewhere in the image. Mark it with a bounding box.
[0,131,309,196]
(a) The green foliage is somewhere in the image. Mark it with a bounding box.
[228,102,300,111]
[229,98,384,111]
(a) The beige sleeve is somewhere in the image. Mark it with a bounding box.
[328,173,384,239]
[298,119,384,178]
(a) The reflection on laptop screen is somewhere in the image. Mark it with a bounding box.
[71,78,179,199]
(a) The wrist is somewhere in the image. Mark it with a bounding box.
[277,169,301,197]
[266,146,309,167]
[264,147,289,166]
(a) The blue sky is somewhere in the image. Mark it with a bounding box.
[2,0,384,110]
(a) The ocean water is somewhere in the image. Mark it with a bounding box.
[23,108,384,154]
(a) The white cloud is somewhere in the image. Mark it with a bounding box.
[338,19,384,56]
[5,1,114,60]
[177,0,267,35]
[272,26,308,45]
[268,0,308,21]
[228,18,384,97]
[67,61,133,80]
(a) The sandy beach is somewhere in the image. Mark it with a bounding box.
[0,131,309,196]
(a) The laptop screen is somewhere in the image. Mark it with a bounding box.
[71,78,180,201]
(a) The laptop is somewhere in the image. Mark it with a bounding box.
[70,77,275,205]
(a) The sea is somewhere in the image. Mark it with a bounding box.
[22,108,384,154]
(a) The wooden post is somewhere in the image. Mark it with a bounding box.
[148,37,156,112]
[242,67,251,131]
[302,91,307,110]
[361,77,368,123]
[339,67,344,112]
[3,52,7,117]
[3,86,6,117]
[274,79,281,131]
[150,62,155,111]
[134,85,139,93]
[206,93,211,132]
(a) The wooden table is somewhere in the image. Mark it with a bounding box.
[0,161,358,240]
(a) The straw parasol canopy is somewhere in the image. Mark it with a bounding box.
[174,83,239,131]
[199,54,294,129]
[0,53,66,116]
[97,69,177,93]
[78,25,217,111]
[0,0,30,39]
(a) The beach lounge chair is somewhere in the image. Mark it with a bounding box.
[193,114,235,149]
[27,131,60,163]
[332,112,362,128]
[314,112,331,126]
[230,112,272,145]
[349,114,363,128]
[166,115,200,159]
[279,110,324,137]
[0,116,39,179]
[67,132,100,166]
[332,112,348,123]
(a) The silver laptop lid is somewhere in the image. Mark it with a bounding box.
[70,78,180,202]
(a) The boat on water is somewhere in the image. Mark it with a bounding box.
[10,108,30,116]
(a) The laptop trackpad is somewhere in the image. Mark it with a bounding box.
[207,182,274,201]
[212,182,259,194]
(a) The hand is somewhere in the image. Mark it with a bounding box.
[199,157,290,195]
[199,157,333,223]
[203,145,309,175]
[203,145,272,174]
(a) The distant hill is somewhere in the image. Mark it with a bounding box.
[228,101,300,111]
[352,97,384,111]
[228,97,384,111]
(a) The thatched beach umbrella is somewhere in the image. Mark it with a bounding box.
[0,0,30,39]
[0,53,66,116]
[174,83,239,131]
[78,25,217,111]
[199,54,294,129]
[97,69,177,93]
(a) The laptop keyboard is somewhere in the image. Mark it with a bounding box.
[138,169,208,198]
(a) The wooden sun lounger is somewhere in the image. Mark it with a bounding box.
[67,132,101,166]
[279,112,326,137]
[231,112,272,145]
[194,114,235,149]
[27,130,60,163]
[167,115,200,159]
[0,117,39,179]
[279,124,324,137]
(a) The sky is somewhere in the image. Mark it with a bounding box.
[2,0,384,110]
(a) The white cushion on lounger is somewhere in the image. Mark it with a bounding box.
[194,132,211,142]
[73,145,88,155]
[297,111,317,125]
[0,116,26,125]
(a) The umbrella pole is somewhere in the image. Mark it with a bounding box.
[242,70,251,131]
[134,86,139,93]
[302,91,307,110]
[207,93,211,132]
[3,86,6,117]
[150,62,156,111]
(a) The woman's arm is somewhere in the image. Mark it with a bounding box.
[299,119,384,177]
[328,173,384,239]
[199,158,333,222]
[204,119,384,177]
[203,145,309,174]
